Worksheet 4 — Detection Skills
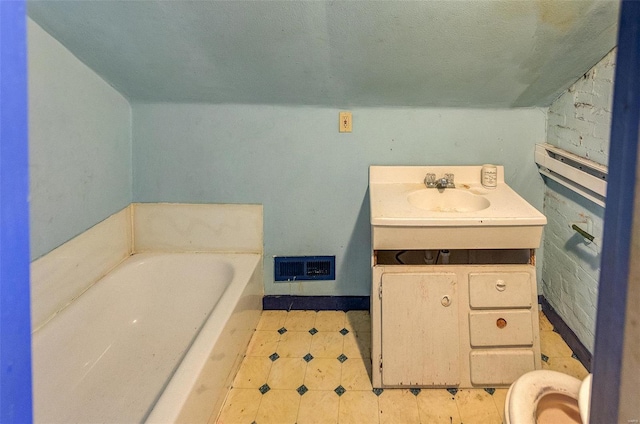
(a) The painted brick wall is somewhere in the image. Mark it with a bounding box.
[543,48,615,352]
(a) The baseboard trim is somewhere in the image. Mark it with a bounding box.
[539,295,592,372]
[263,295,370,311]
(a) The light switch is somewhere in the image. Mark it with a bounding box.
[339,111,352,133]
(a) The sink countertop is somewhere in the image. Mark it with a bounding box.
[370,166,547,227]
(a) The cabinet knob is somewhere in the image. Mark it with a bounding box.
[441,295,452,307]
[496,280,506,292]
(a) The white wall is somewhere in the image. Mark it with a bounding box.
[543,49,615,352]
[28,18,132,260]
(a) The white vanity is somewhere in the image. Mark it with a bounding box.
[369,166,547,389]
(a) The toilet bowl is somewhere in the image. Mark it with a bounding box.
[505,370,592,424]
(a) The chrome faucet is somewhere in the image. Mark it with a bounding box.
[424,173,455,189]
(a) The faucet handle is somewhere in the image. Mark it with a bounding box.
[444,173,455,188]
[425,173,437,188]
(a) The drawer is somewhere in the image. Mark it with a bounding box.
[469,310,533,347]
[470,349,535,386]
[469,272,532,309]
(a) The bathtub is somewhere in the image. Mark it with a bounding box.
[32,252,262,423]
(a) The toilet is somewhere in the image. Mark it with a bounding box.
[505,370,592,424]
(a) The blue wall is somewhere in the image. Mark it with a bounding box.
[133,104,546,295]
[28,16,546,295]
[28,15,548,298]
[28,19,132,260]
[543,50,615,352]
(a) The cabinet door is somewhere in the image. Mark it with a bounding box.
[381,272,459,386]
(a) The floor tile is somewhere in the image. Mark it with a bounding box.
[345,310,371,334]
[256,310,288,331]
[378,389,421,424]
[416,389,461,424]
[304,357,342,391]
[341,357,373,391]
[542,356,589,379]
[309,331,344,358]
[491,388,508,422]
[220,309,581,424]
[338,390,379,424]
[314,311,346,332]
[254,389,300,424]
[540,330,574,357]
[539,310,554,331]
[277,331,313,358]
[297,390,339,424]
[343,331,371,358]
[284,310,317,332]
[232,356,272,389]
[215,388,261,424]
[266,357,307,390]
[455,389,502,424]
[245,331,280,357]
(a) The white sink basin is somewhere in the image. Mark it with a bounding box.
[369,165,547,249]
[407,189,490,213]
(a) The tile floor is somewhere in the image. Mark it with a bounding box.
[214,309,588,424]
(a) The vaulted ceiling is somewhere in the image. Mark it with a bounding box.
[28,0,619,107]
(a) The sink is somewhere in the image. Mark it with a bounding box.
[369,165,547,249]
[408,189,490,212]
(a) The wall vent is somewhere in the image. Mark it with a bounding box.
[274,256,335,281]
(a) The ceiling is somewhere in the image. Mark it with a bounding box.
[28,0,619,108]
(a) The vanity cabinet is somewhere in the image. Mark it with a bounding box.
[371,256,541,389]
[368,165,547,389]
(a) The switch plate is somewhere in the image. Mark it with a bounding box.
[339,111,352,133]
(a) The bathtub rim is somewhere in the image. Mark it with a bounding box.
[144,251,263,423]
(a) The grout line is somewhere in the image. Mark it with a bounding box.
[253,326,277,424]
[253,381,264,424]
[294,311,308,424]
[334,390,340,424]
[412,391,420,424]
[490,390,503,423]
[453,391,463,424]
[376,390,381,424]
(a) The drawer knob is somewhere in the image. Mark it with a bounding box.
[496,318,507,329]
[496,280,507,292]
[441,295,452,307]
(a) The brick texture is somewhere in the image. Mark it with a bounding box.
[542,48,615,353]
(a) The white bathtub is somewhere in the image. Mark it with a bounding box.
[32,252,262,423]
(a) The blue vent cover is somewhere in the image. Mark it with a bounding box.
[274,256,335,281]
